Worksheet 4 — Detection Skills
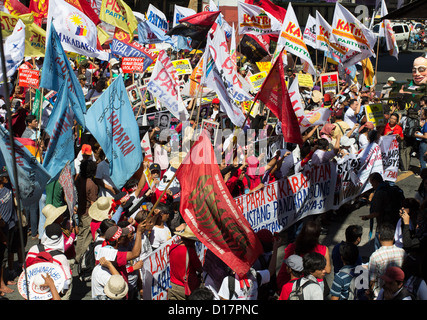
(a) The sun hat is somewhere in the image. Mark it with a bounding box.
[42,204,67,228]
[104,275,128,300]
[387,76,396,82]
[88,197,113,222]
[174,224,198,241]
[380,266,405,283]
[312,90,323,103]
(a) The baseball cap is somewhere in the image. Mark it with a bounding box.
[45,223,63,240]
[81,144,92,155]
[78,74,86,80]
[150,163,161,172]
[380,266,405,283]
[284,255,303,272]
[212,98,220,104]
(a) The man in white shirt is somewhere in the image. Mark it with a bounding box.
[344,99,360,129]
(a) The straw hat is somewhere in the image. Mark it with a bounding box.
[311,90,323,103]
[88,197,113,221]
[104,275,128,300]
[174,224,198,241]
[42,204,67,228]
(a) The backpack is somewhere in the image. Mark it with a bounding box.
[287,278,318,300]
[77,239,103,282]
[340,267,359,300]
[227,269,262,300]
[403,109,420,138]
[26,244,63,267]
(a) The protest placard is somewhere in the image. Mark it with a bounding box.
[320,72,339,94]
[249,71,267,92]
[297,73,314,88]
[365,103,385,127]
[19,68,40,88]
[171,59,193,75]
[121,57,145,73]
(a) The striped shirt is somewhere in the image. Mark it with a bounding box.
[330,265,359,300]
[368,245,406,296]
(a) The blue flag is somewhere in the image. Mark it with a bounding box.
[137,20,175,46]
[40,23,86,129]
[42,83,76,183]
[84,75,143,189]
[0,126,51,207]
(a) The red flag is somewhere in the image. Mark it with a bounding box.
[29,0,49,26]
[254,50,303,145]
[176,131,263,278]
[5,0,31,15]
[166,11,221,48]
[245,0,287,23]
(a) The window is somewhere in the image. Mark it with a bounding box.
[393,25,404,34]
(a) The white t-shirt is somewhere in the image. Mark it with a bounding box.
[217,269,270,300]
[153,143,169,170]
[95,160,116,197]
[344,108,357,128]
[149,225,171,249]
[91,263,113,298]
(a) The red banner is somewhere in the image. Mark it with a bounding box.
[19,69,40,88]
[176,131,263,278]
[121,57,145,73]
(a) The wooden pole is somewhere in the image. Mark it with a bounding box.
[147,171,177,217]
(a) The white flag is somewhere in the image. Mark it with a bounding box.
[303,14,317,50]
[47,0,109,60]
[275,3,316,76]
[379,0,399,60]
[331,3,376,56]
[209,0,233,38]
[1,19,25,80]
[237,1,282,37]
[147,50,189,120]
[202,28,246,127]
[146,4,169,32]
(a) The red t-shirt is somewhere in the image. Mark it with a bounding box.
[278,276,301,300]
[383,123,404,139]
[276,243,327,292]
[169,243,202,291]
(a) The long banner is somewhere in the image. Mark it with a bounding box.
[140,138,398,299]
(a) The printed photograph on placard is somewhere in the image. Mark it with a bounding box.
[126,83,142,107]
[157,112,171,131]
[199,105,210,120]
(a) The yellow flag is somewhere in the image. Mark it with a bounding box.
[99,0,138,41]
[0,12,45,57]
[97,25,110,45]
[361,57,374,87]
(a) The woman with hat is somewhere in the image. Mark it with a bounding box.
[168,224,202,300]
[42,204,77,262]
[88,196,114,241]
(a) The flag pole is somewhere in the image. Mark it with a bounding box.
[374,38,380,81]
[0,28,29,300]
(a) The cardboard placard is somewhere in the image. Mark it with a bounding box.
[320,72,339,94]
[297,73,314,88]
[171,59,193,75]
[121,57,145,73]
[19,69,40,88]
[365,103,385,127]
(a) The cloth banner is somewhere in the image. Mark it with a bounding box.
[237,1,282,37]
[42,83,76,182]
[46,0,109,61]
[99,0,137,41]
[0,126,50,207]
[1,19,25,81]
[176,131,264,278]
[85,75,143,189]
[275,3,316,76]
[146,50,189,120]
[40,23,87,128]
